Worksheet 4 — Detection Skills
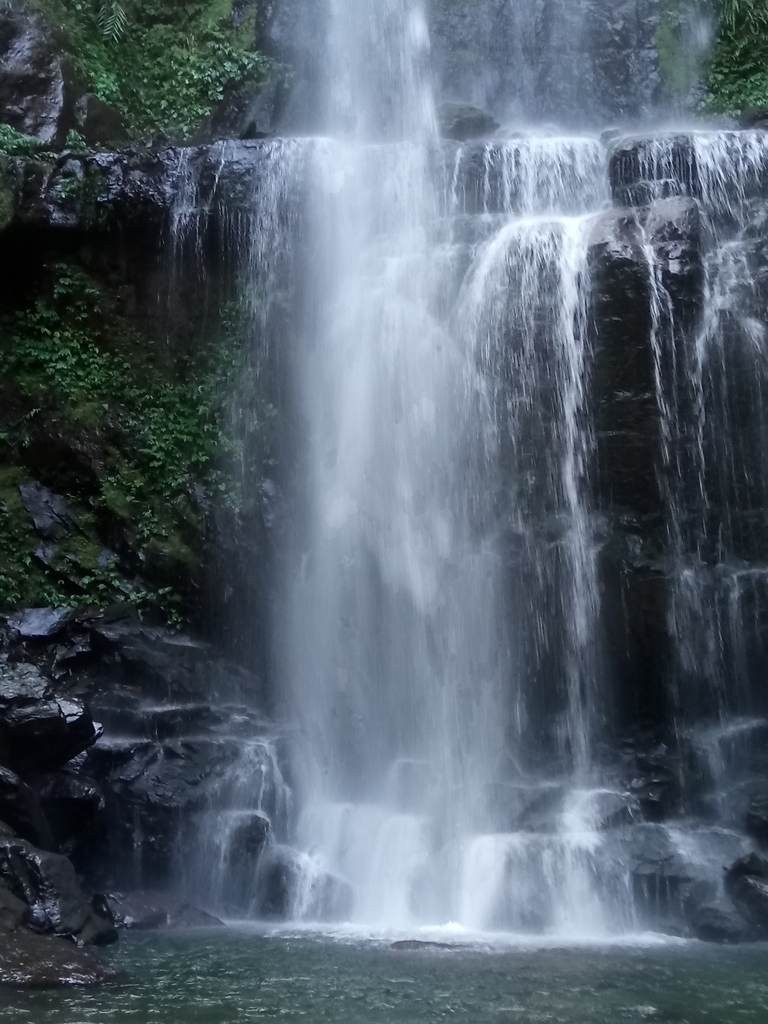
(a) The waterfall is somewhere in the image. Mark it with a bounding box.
[280,0,509,927]
[156,0,768,938]
[258,0,616,933]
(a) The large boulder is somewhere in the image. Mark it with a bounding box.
[0,1,80,147]
[0,694,101,773]
[0,835,116,945]
[0,657,101,773]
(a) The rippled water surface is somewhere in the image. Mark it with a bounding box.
[3,930,768,1023]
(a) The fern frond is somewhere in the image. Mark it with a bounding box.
[98,0,128,44]
[720,0,768,31]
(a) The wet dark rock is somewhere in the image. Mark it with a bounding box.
[0,767,52,848]
[0,1,80,147]
[0,835,116,944]
[99,891,223,930]
[438,102,499,141]
[18,482,76,541]
[628,755,681,822]
[88,619,263,706]
[0,929,116,988]
[32,771,104,855]
[0,694,101,773]
[6,607,74,641]
[608,135,697,208]
[82,737,246,888]
[257,845,353,922]
[0,662,50,704]
[644,197,703,319]
[724,853,768,933]
[588,208,660,520]
[686,899,748,944]
[0,880,26,931]
[73,93,127,148]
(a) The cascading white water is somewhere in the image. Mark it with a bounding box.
[282,0,510,928]
[271,0,626,934]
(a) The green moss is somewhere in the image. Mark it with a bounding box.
[32,0,267,140]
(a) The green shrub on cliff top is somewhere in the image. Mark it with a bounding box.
[36,0,266,139]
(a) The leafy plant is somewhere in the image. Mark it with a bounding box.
[0,123,49,157]
[720,0,768,30]
[703,0,768,111]
[0,261,246,617]
[64,128,89,152]
[97,0,127,42]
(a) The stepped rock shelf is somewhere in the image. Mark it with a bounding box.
[4,129,768,964]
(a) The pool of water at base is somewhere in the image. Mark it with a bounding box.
[3,928,768,1024]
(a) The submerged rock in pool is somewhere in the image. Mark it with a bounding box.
[391,940,458,951]
[0,930,116,988]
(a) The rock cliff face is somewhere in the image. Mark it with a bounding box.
[265,0,664,131]
[5,126,768,943]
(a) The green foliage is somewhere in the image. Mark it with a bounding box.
[38,0,266,139]
[0,262,241,615]
[0,123,49,157]
[704,0,768,111]
[64,129,89,152]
